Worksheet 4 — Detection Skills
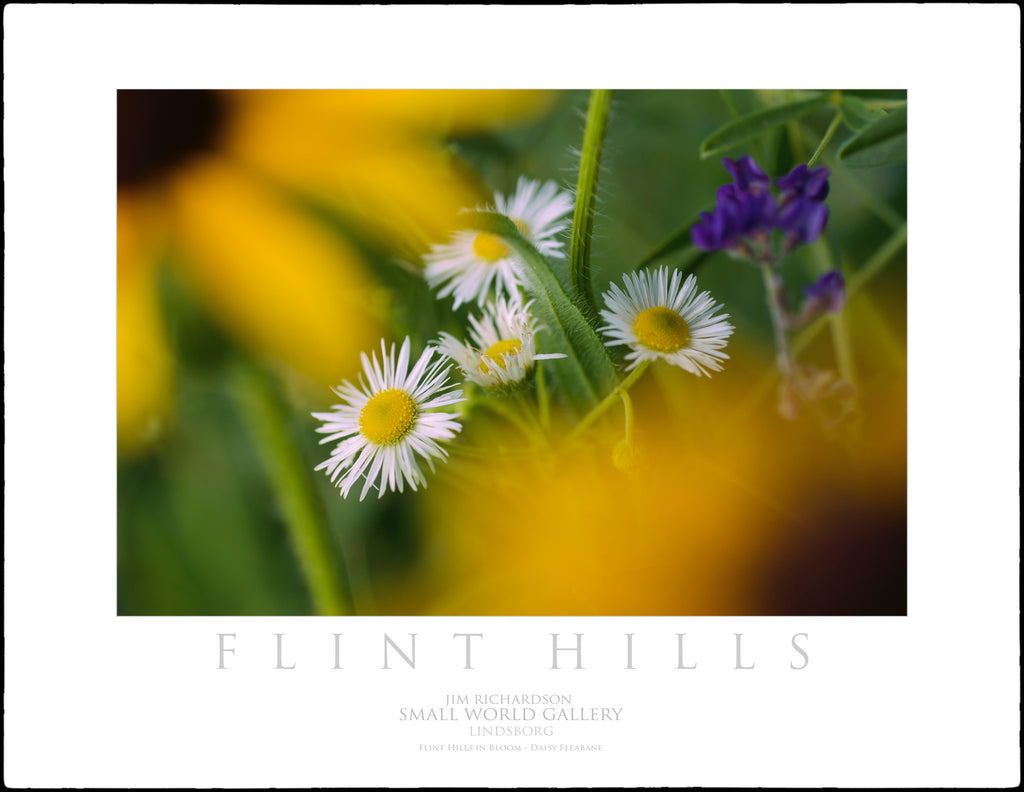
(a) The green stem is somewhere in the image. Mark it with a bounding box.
[810,238,858,390]
[569,89,613,316]
[570,360,650,441]
[812,148,905,230]
[793,224,907,357]
[514,389,548,447]
[808,112,843,168]
[761,264,795,377]
[535,360,551,429]
[475,395,537,441]
[785,91,808,164]
[731,223,907,424]
[233,361,350,616]
[847,223,909,296]
[621,389,635,445]
[719,89,741,118]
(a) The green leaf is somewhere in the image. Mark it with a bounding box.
[839,96,888,132]
[700,94,830,159]
[465,211,619,413]
[837,104,907,168]
[838,89,908,102]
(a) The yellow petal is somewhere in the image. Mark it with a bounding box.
[117,195,175,454]
[229,89,557,134]
[420,437,768,615]
[168,156,384,386]
[225,92,485,250]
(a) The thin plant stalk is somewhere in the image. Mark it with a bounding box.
[807,112,844,168]
[570,360,650,441]
[233,361,351,616]
[569,89,613,316]
[761,263,795,377]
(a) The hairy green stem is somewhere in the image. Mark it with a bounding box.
[570,360,650,441]
[569,89,613,316]
[233,361,350,616]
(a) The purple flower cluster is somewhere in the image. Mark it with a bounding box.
[692,156,830,260]
[803,270,846,315]
[795,270,846,326]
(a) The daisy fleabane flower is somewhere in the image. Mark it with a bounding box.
[436,296,566,390]
[599,267,735,376]
[312,337,464,500]
[423,176,574,309]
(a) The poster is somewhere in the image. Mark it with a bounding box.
[4,5,1019,788]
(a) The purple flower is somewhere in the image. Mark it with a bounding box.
[723,155,771,193]
[778,197,830,245]
[777,163,830,203]
[691,208,730,251]
[803,270,846,315]
[717,184,778,234]
[692,170,777,253]
[691,157,831,259]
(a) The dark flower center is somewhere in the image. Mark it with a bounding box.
[117,90,226,189]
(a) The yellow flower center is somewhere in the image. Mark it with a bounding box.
[633,306,690,353]
[472,220,529,262]
[473,232,510,262]
[480,339,523,374]
[358,388,418,445]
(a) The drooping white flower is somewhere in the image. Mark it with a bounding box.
[599,266,734,376]
[423,176,574,308]
[312,338,463,500]
[492,175,574,260]
[436,296,565,390]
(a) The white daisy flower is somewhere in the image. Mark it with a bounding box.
[312,337,464,500]
[423,176,574,308]
[493,175,575,259]
[435,296,566,391]
[599,266,735,376]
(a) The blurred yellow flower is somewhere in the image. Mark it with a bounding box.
[395,366,906,616]
[117,89,557,453]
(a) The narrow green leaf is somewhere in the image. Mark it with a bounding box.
[232,360,350,616]
[837,104,907,168]
[465,211,619,413]
[839,89,908,103]
[700,94,830,159]
[839,96,887,131]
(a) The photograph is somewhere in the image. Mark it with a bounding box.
[7,6,1018,788]
[117,88,908,617]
